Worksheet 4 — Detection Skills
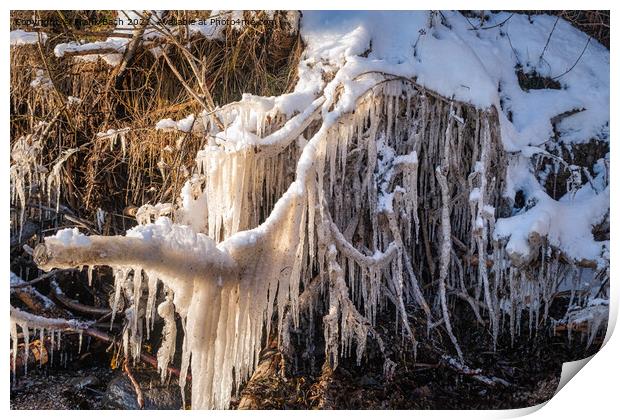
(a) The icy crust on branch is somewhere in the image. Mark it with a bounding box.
[35,78,504,408]
[36,190,306,408]
[10,30,47,46]
[10,305,90,379]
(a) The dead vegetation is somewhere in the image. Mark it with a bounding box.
[11,10,301,228]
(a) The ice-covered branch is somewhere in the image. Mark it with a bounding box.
[33,226,239,283]
[10,305,91,331]
[435,166,464,362]
[258,97,325,157]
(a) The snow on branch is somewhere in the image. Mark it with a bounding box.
[33,222,239,284]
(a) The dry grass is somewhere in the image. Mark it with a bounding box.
[507,10,610,48]
[552,11,609,48]
[10,10,302,232]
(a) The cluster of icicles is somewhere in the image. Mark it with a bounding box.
[10,306,89,381]
[10,122,80,242]
[15,77,607,409]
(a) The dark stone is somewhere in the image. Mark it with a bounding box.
[69,375,100,389]
[358,375,381,389]
[102,372,183,410]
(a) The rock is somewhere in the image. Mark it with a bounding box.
[69,374,100,389]
[411,385,431,399]
[358,375,381,389]
[10,366,114,409]
[102,372,182,410]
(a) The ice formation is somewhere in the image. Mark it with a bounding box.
[10,127,47,240]
[12,11,609,409]
[97,127,130,157]
[155,115,196,133]
[10,304,90,380]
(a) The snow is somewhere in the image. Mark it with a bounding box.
[54,11,164,65]
[155,118,177,131]
[495,146,609,267]
[47,228,92,247]
[30,70,52,90]
[495,183,609,265]
[299,11,608,151]
[155,114,195,132]
[10,29,46,46]
[299,12,496,107]
[54,39,127,63]
[67,96,82,105]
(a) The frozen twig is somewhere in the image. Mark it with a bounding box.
[441,355,511,387]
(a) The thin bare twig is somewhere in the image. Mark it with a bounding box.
[468,13,514,31]
[539,16,560,62]
[552,37,591,79]
[50,280,111,316]
[123,359,145,409]
[10,270,66,289]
